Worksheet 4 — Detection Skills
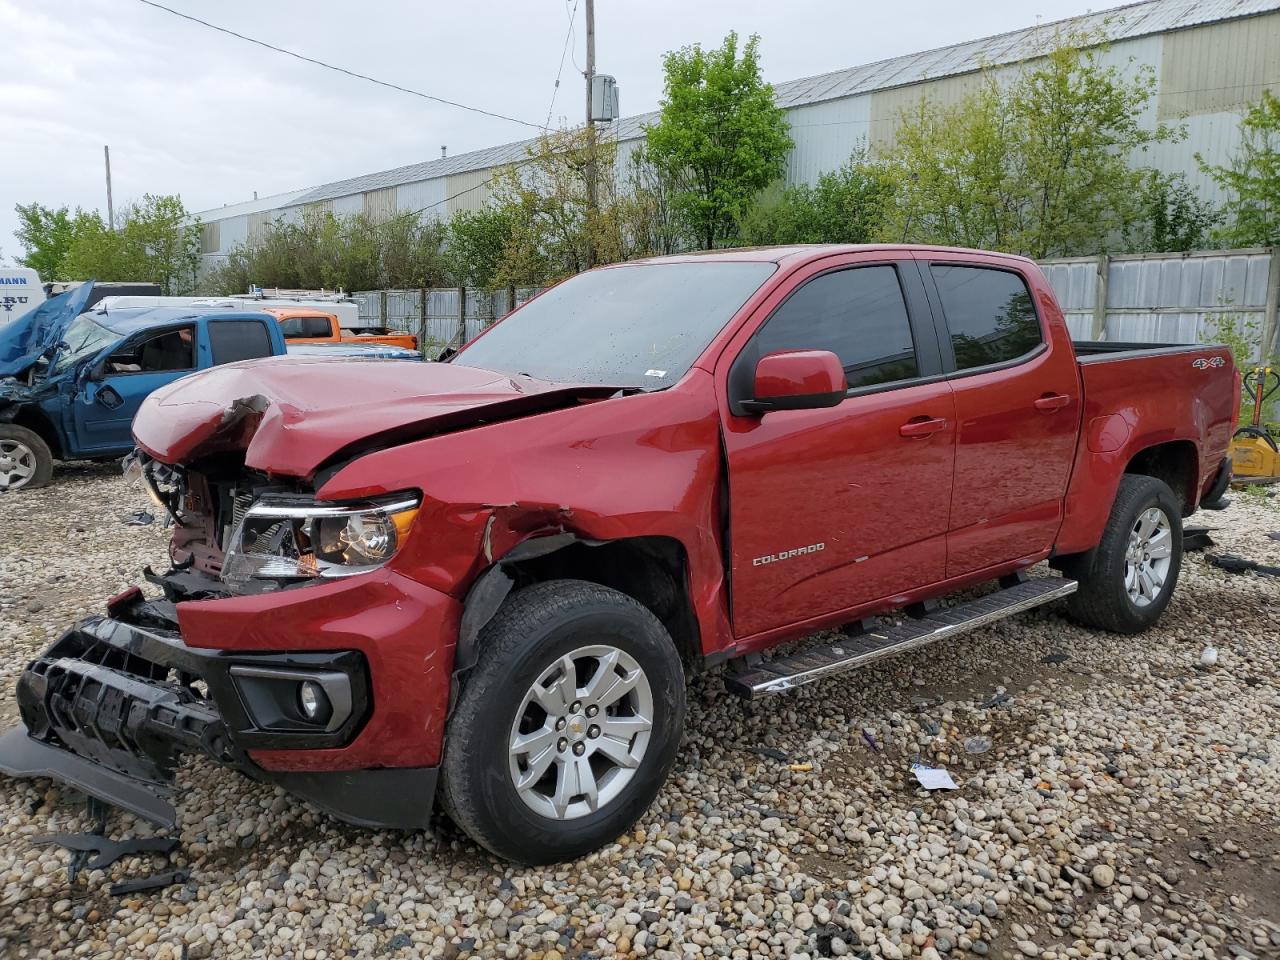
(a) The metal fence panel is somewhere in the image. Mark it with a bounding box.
[1042,248,1277,356]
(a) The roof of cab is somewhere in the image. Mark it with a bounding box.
[626,243,1036,268]
[89,306,273,335]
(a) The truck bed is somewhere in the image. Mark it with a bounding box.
[1054,339,1236,555]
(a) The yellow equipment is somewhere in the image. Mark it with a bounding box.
[1229,367,1280,486]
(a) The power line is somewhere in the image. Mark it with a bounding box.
[544,0,581,130]
[134,0,543,130]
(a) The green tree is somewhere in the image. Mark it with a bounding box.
[883,32,1181,257]
[738,146,895,245]
[1200,90,1280,248]
[1123,170,1218,252]
[644,32,793,249]
[13,203,76,279]
[61,194,202,294]
[202,209,449,295]
[447,208,516,287]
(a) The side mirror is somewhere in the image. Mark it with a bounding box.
[742,349,847,414]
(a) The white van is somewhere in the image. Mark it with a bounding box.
[0,268,45,323]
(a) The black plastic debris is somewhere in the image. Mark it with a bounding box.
[1182,526,1216,551]
[31,831,179,873]
[109,868,190,896]
[1267,532,1280,542]
[861,729,881,752]
[124,510,155,526]
[745,746,789,762]
[1207,554,1280,577]
[1042,653,1070,664]
[981,691,1012,709]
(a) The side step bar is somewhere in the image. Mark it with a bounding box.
[726,577,1077,699]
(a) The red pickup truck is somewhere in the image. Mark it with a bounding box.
[1,245,1237,864]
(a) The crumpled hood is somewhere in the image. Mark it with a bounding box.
[132,355,621,477]
[0,282,95,378]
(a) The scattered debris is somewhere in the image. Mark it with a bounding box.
[109,868,190,896]
[1207,553,1280,577]
[30,831,179,874]
[1041,652,1070,664]
[964,735,993,755]
[1182,525,1216,551]
[910,762,958,790]
[123,509,155,526]
[787,762,813,773]
[1200,646,1219,668]
[981,691,1012,709]
[861,729,881,752]
[1267,531,1280,542]
[745,746,789,762]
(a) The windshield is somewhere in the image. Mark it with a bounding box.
[50,315,118,376]
[453,261,776,388]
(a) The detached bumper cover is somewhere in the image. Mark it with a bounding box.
[0,612,436,829]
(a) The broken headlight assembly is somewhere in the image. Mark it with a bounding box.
[221,493,420,588]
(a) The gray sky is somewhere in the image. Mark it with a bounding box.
[2,0,1106,266]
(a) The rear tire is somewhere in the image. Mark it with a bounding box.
[1060,475,1183,634]
[0,425,53,491]
[440,579,686,864]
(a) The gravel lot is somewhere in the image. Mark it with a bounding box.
[1,466,1278,960]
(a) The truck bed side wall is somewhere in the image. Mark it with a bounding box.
[1054,347,1236,556]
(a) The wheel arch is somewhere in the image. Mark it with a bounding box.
[455,534,701,681]
[1123,439,1199,515]
[2,404,64,460]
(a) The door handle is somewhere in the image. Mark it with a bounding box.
[1034,393,1071,412]
[899,416,949,438]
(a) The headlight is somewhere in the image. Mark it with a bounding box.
[221,493,420,587]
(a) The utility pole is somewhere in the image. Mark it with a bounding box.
[103,145,115,231]
[584,0,597,268]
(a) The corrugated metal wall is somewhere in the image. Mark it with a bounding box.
[1041,248,1278,356]
[196,7,1280,265]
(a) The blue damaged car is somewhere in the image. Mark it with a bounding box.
[0,283,420,490]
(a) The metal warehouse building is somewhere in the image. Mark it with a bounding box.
[193,0,1280,268]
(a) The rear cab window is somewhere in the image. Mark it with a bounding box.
[930,265,1042,371]
[208,319,274,366]
[751,264,919,389]
[280,315,332,339]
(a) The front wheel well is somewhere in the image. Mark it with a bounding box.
[505,536,702,664]
[6,406,64,460]
[1123,440,1198,514]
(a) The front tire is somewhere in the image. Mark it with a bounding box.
[0,425,53,491]
[441,579,686,864]
[1061,475,1183,634]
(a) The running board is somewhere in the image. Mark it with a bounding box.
[725,577,1077,699]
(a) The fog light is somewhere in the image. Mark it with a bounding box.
[298,681,328,721]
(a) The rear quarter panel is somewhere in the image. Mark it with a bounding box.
[1055,346,1235,555]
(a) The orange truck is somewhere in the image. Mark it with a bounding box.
[264,307,418,351]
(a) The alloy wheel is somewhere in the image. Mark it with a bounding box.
[507,644,654,821]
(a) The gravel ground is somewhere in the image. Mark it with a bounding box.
[1,466,1278,960]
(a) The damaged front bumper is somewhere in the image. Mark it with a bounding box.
[0,595,438,830]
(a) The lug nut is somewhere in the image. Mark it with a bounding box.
[556,717,566,731]
[588,725,600,739]
[571,700,582,713]
[585,704,598,718]
[557,737,568,752]
[573,742,586,756]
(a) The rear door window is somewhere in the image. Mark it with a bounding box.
[279,315,332,339]
[931,265,1042,371]
[753,265,918,389]
[208,320,273,366]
